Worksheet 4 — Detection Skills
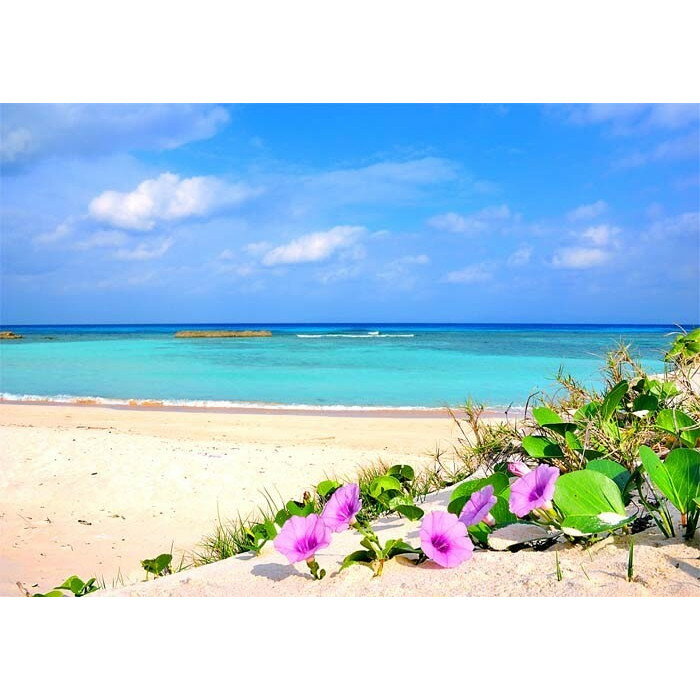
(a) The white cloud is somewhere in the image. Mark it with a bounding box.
[112,237,173,261]
[0,127,32,164]
[507,245,532,267]
[395,254,430,265]
[317,266,362,284]
[34,221,73,245]
[428,205,512,234]
[567,200,608,221]
[581,224,620,246]
[305,158,458,206]
[552,246,610,269]
[376,254,430,285]
[89,172,258,230]
[443,262,493,284]
[648,211,699,238]
[243,241,273,256]
[615,132,699,168]
[1,104,229,169]
[74,230,130,250]
[261,226,364,266]
[558,104,699,133]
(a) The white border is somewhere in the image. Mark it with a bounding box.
[2,1,699,101]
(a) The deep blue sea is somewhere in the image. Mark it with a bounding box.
[0,324,683,409]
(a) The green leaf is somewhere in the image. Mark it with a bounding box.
[666,328,700,361]
[639,446,700,515]
[561,513,636,536]
[339,550,376,571]
[394,504,424,521]
[532,407,577,436]
[644,378,679,399]
[448,473,509,515]
[316,480,341,498]
[586,459,632,497]
[600,380,628,422]
[554,470,626,517]
[34,590,66,597]
[574,401,600,421]
[656,409,700,447]
[521,435,563,458]
[141,553,173,576]
[286,499,314,517]
[467,522,490,545]
[274,508,291,528]
[387,464,415,482]
[490,495,517,526]
[55,576,85,595]
[632,393,658,414]
[369,475,403,498]
[382,539,422,559]
[565,430,582,450]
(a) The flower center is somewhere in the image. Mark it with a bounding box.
[431,534,451,553]
[298,535,317,552]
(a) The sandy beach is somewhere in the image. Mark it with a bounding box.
[0,401,460,596]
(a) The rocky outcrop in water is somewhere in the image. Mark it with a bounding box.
[0,331,23,339]
[174,330,272,338]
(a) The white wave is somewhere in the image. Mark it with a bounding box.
[0,392,441,412]
[296,333,415,338]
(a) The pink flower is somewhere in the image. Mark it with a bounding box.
[321,483,362,532]
[509,464,559,517]
[273,514,332,563]
[420,511,474,568]
[459,484,497,527]
[508,461,531,477]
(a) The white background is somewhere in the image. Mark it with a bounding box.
[2,1,698,696]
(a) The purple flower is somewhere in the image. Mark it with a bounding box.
[459,484,497,527]
[420,511,474,568]
[508,461,531,477]
[321,483,362,532]
[273,514,332,564]
[509,464,560,517]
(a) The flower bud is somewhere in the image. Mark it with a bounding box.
[508,461,531,477]
[482,513,496,527]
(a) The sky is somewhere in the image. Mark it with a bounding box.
[1,103,698,325]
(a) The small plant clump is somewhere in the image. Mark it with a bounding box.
[29,575,100,597]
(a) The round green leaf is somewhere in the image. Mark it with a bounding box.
[553,470,626,517]
[640,446,700,515]
[394,504,424,521]
[656,409,700,447]
[585,459,632,497]
[521,436,563,458]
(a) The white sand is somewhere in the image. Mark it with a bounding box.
[3,402,697,598]
[0,402,458,596]
[100,487,700,597]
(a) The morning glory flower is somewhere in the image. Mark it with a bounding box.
[459,484,497,527]
[509,464,560,517]
[322,483,362,532]
[420,511,474,568]
[274,514,332,563]
[508,461,531,477]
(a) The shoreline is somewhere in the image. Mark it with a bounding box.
[0,396,518,420]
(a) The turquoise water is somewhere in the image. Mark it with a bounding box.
[0,324,680,409]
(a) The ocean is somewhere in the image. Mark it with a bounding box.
[0,323,683,409]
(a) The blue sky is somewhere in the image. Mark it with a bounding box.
[1,103,698,324]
